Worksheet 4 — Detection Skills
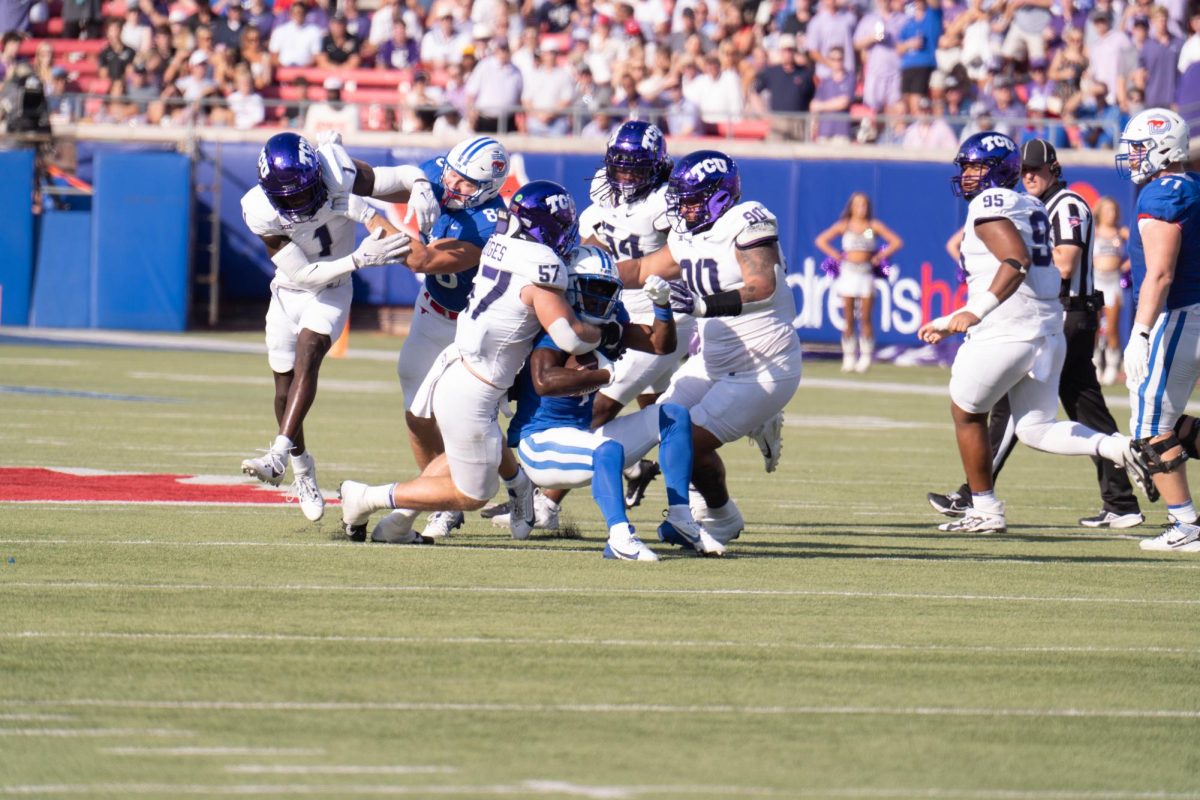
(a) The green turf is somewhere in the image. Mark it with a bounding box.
[1,340,1198,799]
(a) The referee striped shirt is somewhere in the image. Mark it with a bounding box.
[1043,183,1095,298]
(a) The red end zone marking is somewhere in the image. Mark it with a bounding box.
[0,468,327,505]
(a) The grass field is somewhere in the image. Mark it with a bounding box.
[1,331,1198,799]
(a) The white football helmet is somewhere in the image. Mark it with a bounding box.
[566,244,622,324]
[441,136,510,209]
[1116,108,1190,185]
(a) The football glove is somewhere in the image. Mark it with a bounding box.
[668,281,700,316]
[643,274,671,306]
[598,320,626,361]
[1124,324,1151,390]
[404,179,440,235]
[352,227,411,268]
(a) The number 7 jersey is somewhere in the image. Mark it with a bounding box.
[960,187,1061,343]
[667,200,801,381]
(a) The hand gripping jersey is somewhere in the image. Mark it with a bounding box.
[455,234,570,389]
[506,302,631,447]
[959,187,1061,343]
[578,169,671,320]
[666,200,800,380]
[1129,171,1200,311]
[241,157,360,293]
[418,156,508,312]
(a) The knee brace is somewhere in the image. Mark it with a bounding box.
[1132,434,1189,474]
[1173,415,1200,460]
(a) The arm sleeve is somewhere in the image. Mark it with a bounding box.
[369,163,430,198]
[272,242,358,290]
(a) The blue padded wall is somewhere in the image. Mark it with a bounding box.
[91,151,191,331]
[29,206,92,328]
[0,149,35,325]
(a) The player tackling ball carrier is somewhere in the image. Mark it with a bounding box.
[917,131,1148,533]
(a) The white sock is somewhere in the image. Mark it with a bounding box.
[971,490,1003,514]
[1168,501,1198,525]
[364,483,398,511]
[608,522,634,541]
[1096,434,1129,465]
[290,451,314,475]
[503,468,529,491]
[271,434,294,456]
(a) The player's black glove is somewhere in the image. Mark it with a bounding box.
[598,321,626,361]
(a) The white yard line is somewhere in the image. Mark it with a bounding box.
[4,631,1195,657]
[224,766,456,776]
[2,581,1197,605]
[0,714,75,721]
[0,728,190,737]
[3,699,1200,720]
[100,747,326,757]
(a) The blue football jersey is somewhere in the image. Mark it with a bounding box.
[506,304,630,447]
[1129,171,1200,310]
[418,157,507,312]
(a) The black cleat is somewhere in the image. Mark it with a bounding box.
[624,459,661,508]
[344,524,367,543]
[927,491,971,518]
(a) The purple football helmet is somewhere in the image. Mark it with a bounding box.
[951,131,1021,200]
[507,180,579,260]
[258,132,327,223]
[604,120,671,203]
[665,150,741,233]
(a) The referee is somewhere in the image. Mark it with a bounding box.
[928,139,1144,528]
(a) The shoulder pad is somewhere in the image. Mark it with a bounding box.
[969,187,1021,217]
[421,157,445,185]
[240,187,283,237]
[577,204,602,239]
[721,201,779,248]
[318,142,357,196]
[481,236,569,290]
[587,168,610,205]
[1138,176,1195,224]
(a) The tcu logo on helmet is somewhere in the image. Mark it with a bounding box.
[257,150,270,180]
[641,126,661,150]
[687,157,729,181]
[545,194,572,212]
[979,134,1015,151]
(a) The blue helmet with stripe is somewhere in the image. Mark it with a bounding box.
[441,136,510,209]
[567,244,622,324]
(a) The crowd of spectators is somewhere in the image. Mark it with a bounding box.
[2,0,1199,148]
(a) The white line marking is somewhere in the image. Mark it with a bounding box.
[4,631,1195,657]
[100,747,325,757]
[127,372,397,395]
[2,582,1196,605]
[0,357,81,367]
[0,728,190,737]
[223,766,457,775]
[0,714,74,721]
[6,699,1199,720]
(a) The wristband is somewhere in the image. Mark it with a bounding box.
[700,289,743,317]
[653,304,672,322]
[1132,322,1152,339]
[964,290,1000,320]
[1001,257,1028,274]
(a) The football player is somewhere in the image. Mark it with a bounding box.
[1116,109,1200,552]
[239,132,435,522]
[370,135,512,542]
[339,181,621,542]
[917,132,1144,533]
[616,150,804,546]
[506,245,725,560]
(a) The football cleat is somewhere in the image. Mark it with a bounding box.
[338,480,372,542]
[1079,510,1145,529]
[927,491,971,518]
[657,517,726,557]
[938,507,1006,533]
[423,510,465,539]
[1138,521,1200,552]
[624,459,661,508]
[488,491,559,531]
[371,527,434,545]
[1123,442,1160,503]
[370,510,413,544]
[508,475,536,541]
[241,447,287,486]
[292,470,325,522]
[603,530,660,562]
[747,412,784,473]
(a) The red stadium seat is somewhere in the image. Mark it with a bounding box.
[18,38,106,58]
[275,66,409,90]
[713,120,769,140]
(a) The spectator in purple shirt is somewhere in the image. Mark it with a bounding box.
[807,0,857,81]
[854,0,904,114]
[811,45,855,140]
[377,23,421,70]
[1136,8,1182,109]
[987,74,1026,138]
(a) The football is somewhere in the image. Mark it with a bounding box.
[564,352,599,371]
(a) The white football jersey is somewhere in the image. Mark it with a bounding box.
[960,187,1061,343]
[578,169,671,320]
[241,182,359,293]
[456,235,569,389]
[667,201,801,379]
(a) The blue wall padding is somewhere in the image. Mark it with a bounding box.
[29,206,93,328]
[0,149,35,325]
[91,151,191,331]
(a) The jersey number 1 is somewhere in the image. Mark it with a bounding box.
[314,225,333,258]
